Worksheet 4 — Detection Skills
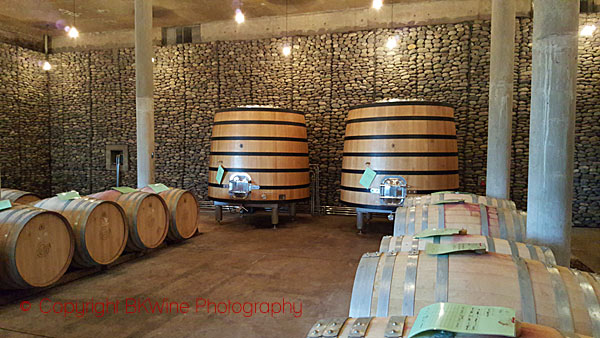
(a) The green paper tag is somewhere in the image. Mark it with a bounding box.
[148,183,170,194]
[216,165,225,184]
[408,303,516,338]
[57,191,80,201]
[359,167,377,189]
[425,242,486,255]
[0,199,12,211]
[112,187,137,194]
[432,199,465,205]
[414,228,466,238]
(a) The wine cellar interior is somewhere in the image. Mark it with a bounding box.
[0,0,599,337]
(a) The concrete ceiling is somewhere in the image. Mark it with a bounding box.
[1,0,405,37]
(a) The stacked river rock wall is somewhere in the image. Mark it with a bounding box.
[0,15,599,227]
[0,42,51,196]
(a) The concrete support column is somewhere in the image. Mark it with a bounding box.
[486,0,515,199]
[135,0,155,188]
[527,0,579,266]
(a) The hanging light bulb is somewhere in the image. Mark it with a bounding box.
[386,36,398,50]
[235,8,245,24]
[580,24,597,37]
[372,0,383,10]
[42,61,52,71]
[282,44,291,57]
[67,26,79,38]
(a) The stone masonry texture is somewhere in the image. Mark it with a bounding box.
[0,15,599,227]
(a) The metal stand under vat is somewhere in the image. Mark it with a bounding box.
[213,173,299,228]
[214,201,297,228]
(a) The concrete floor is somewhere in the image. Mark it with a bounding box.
[0,211,597,338]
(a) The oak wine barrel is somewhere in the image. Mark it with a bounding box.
[404,191,517,209]
[394,201,527,241]
[341,101,459,211]
[306,316,591,338]
[379,235,556,264]
[139,187,198,241]
[88,190,168,252]
[0,188,41,204]
[350,251,600,336]
[32,196,128,267]
[0,205,74,289]
[208,107,310,203]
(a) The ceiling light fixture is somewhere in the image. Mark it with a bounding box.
[235,8,245,24]
[580,24,597,37]
[282,0,291,57]
[386,36,398,50]
[67,26,79,38]
[373,0,383,10]
[42,31,51,71]
[66,0,79,38]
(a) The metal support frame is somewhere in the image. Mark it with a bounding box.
[355,207,395,233]
[213,201,297,227]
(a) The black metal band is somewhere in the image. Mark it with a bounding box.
[209,167,309,173]
[350,101,454,110]
[216,107,305,115]
[346,116,455,124]
[344,134,457,140]
[343,152,458,157]
[341,169,459,175]
[339,201,398,211]
[340,186,458,194]
[209,197,310,204]
[209,183,310,190]
[210,152,309,157]
[211,136,307,142]
[213,120,306,127]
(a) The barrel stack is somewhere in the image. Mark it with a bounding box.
[139,186,199,241]
[88,190,169,252]
[0,188,41,204]
[208,106,310,227]
[340,100,459,231]
[0,204,75,289]
[32,196,129,267]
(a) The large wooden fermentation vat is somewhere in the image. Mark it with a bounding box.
[341,101,459,211]
[349,251,600,336]
[208,107,310,203]
[0,188,41,204]
[32,196,128,267]
[379,235,555,264]
[394,202,527,241]
[88,190,169,252]
[306,316,591,338]
[0,205,74,289]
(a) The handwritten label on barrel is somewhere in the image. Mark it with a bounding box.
[432,199,465,205]
[425,242,486,255]
[112,187,137,194]
[408,303,516,337]
[216,165,225,184]
[414,228,467,238]
[0,199,12,211]
[57,191,80,201]
[359,167,377,189]
[148,183,170,194]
